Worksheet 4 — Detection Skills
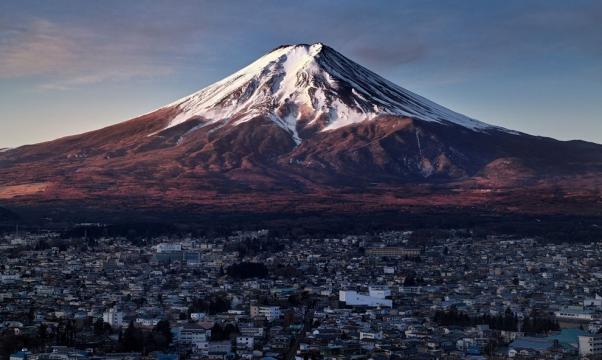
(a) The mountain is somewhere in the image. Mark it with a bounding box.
[1,43,601,220]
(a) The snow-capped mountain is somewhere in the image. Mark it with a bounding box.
[158,43,510,144]
[0,43,601,217]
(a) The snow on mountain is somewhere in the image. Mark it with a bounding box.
[158,43,512,144]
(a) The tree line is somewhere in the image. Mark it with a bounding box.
[433,307,559,334]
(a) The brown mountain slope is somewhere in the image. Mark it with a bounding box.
[1,43,601,219]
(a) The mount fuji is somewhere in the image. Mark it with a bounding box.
[1,43,601,219]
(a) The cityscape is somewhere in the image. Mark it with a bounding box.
[2,228,602,359]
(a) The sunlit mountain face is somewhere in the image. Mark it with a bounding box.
[1,43,601,220]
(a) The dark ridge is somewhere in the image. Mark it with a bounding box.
[3,202,602,243]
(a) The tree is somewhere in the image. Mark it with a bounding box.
[288,294,300,306]
[189,294,231,315]
[93,319,106,336]
[120,321,144,352]
[226,262,268,279]
[210,323,238,341]
[37,324,48,340]
[27,307,35,323]
[153,320,173,345]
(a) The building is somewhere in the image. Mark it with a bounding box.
[154,252,182,264]
[236,336,254,350]
[250,305,281,321]
[239,325,264,338]
[579,334,602,357]
[135,317,161,327]
[365,247,420,257]
[154,354,178,360]
[555,306,594,322]
[359,331,384,340]
[103,308,124,328]
[178,324,210,347]
[184,251,201,266]
[368,286,391,299]
[207,341,231,357]
[190,312,206,321]
[584,295,602,307]
[10,349,30,360]
[508,338,558,358]
[156,243,182,253]
[339,290,392,307]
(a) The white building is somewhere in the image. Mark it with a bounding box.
[156,243,182,253]
[554,306,594,321]
[178,324,210,347]
[190,312,206,321]
[368,286,391,299]
[339,290,392,307]
[584,294,602,307]
[360,331,384,340]
[102,308,123,328]
[0,274,21,283]
[579,334,602,357]
[135,317,161,327]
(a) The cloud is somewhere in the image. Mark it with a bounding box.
[0,19,76,77]
[0,18,176,89]
[1,1,601,91]
[37,66,174,91]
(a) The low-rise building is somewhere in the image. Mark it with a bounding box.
[579,334,602,357]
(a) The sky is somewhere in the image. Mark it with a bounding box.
[0,0,601,148]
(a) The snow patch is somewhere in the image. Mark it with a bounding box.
[151,43,515,142]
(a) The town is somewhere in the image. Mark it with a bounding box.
[1,228,602,359]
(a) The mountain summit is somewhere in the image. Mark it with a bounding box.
[161,43,506,144]
[1,43,601,217]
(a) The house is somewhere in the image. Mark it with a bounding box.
[236,336,254,350]
[10,349,30,360]
[250,305,281,321]
[339,290,392,308]
[554,306,594,322]
[103,308,124,328]
[579,334,602,357]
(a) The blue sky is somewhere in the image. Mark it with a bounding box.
[0,0,601,147]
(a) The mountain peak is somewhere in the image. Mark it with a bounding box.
[269,42,327,52]
[160,43,509,143]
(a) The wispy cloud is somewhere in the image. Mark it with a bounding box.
[4,1,601,91]
[37,66,174,91]
[0,19,76,77]
[0,18,175,90]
